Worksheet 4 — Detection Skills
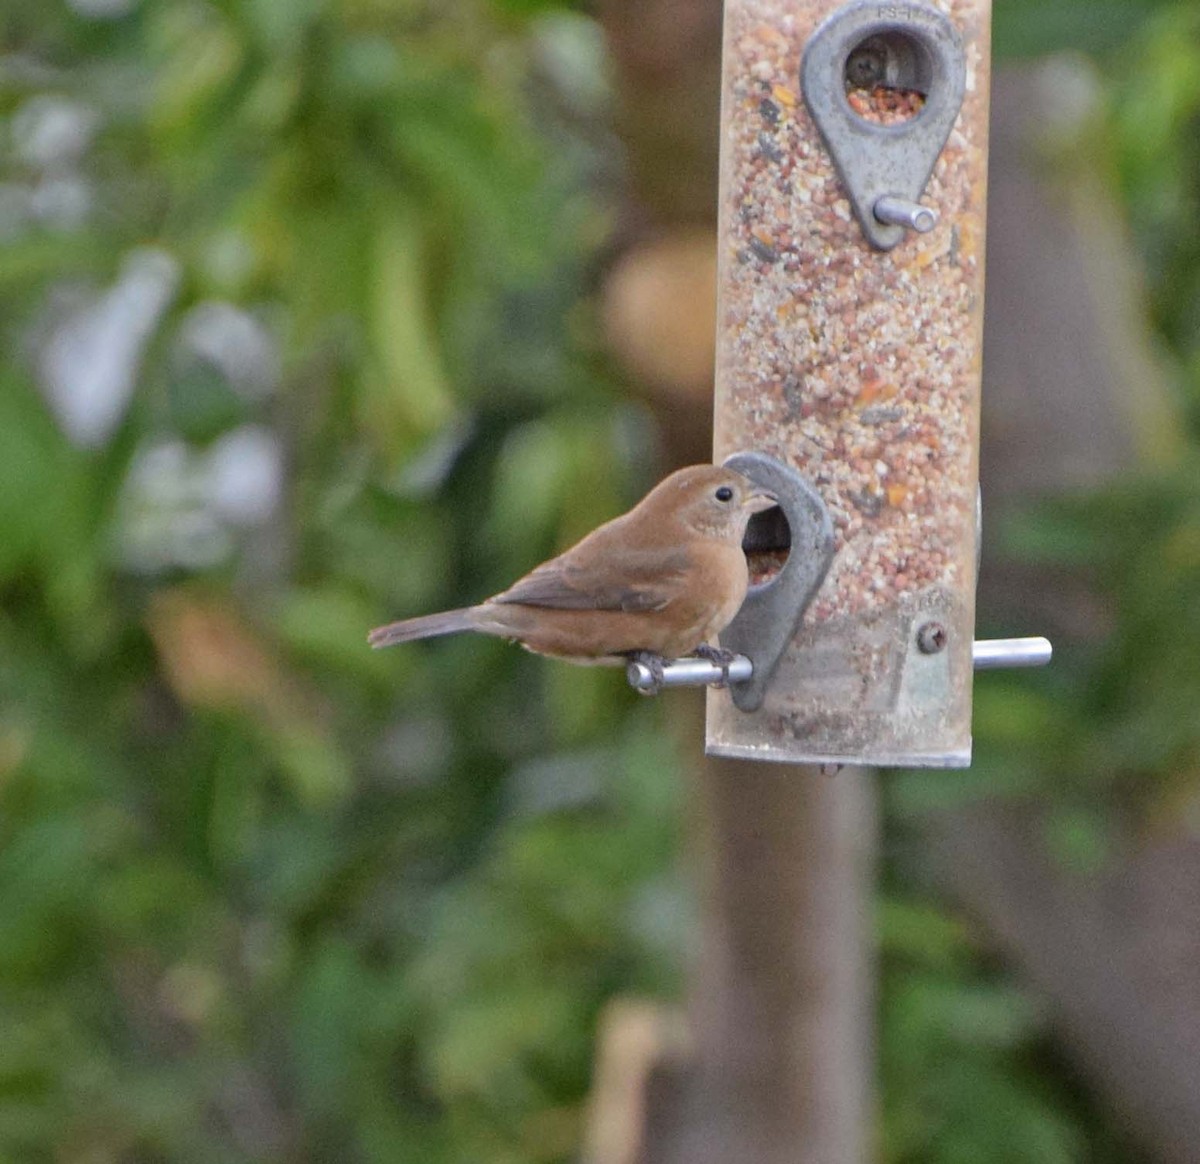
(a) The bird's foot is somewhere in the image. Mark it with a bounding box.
[694,643,738,666]
[627,651,668,696]
[693,643,738,688]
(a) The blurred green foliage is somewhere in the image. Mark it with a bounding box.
[896,1,1200,831]
[1,1,1197,1161]
[1113,5,1200,427]
[993,0,1168,60]
[0,2,676,1160]
[885,7,1200,1160]
[878,899,1088,1164]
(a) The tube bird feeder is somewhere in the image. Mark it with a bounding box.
[705,0,996,767]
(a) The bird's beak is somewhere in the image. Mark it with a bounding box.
[743,488,778,514]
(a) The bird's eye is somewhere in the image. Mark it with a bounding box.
[715,486,734,502]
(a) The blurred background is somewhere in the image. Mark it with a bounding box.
[1,0,1198,1161]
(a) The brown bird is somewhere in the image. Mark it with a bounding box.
[367,464,776,667]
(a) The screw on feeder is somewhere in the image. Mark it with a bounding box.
[844,40,887,88]
[875,195,938,234]
[916,621,947,654]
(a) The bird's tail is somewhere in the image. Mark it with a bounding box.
[368,608,476,649]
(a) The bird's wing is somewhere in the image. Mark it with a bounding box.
[491,545,692,613]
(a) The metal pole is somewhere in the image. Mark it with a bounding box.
[670,758,875,1164]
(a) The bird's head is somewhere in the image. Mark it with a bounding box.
[647,464,778,541]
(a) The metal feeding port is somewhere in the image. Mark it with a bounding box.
[801,0,967,250]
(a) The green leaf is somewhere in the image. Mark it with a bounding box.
[365,201,457,455]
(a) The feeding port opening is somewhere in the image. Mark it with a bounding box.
[843,29,931,124]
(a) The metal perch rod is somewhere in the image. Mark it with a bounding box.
[628,637,1052,694]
